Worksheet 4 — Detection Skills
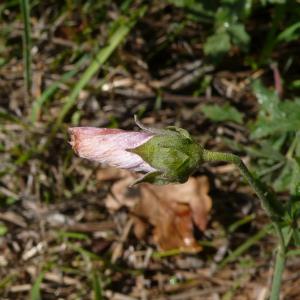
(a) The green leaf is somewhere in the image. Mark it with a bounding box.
[273,163,293,192]
[289,80,300,90]
[201,103,244,124]
[228,23,250,50]
[286,196,300,221]
[281,226,294,247]
[291,158,300,195]
[294,182,300,197]
[252,81,280,115]
[271,158,300,194]
[204,31,231,58]
[277,22,300,43]
[167,0,215,17]
[251,81,300,138]
[244,140,284,163]
[287,248,300,257]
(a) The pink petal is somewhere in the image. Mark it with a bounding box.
[69,127,156,173]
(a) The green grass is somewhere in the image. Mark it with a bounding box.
[30,55,89,123]
[52,5,147,133]
[219,224,271,268]
[19,0,32,96]
[30,271,45,300]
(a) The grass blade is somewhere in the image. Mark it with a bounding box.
[52,6,147,133]
[92,271,103,300]
[30,55,88,123]
[219,224,271,268]
[30,271,45,300]
[19,0,32,96]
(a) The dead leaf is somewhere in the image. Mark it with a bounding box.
[133,176,212,252]
[104,176,140,211]
[134,187,194,252]
[103,175,212,252]
[146,176,212,231]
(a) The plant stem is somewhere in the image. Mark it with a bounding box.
[202,149,286,300]
[202,150,282,218]
[270,244,286,300]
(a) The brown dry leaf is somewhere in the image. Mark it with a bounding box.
[104,175,140,211]
[147,176,212,231]
[133,176,212,252]
[104,175,212,252]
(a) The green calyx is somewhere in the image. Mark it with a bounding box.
[131,124,203,185]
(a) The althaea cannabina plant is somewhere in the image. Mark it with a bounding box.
[69,116,286,300]
[69,117,203,185]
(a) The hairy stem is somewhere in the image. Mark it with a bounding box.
[202,149,286,299]
[270,244,286,300]
[202,150,283,218]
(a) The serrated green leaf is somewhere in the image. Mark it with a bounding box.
[252,81,280,115]
[251,81,300,138]
[250,118,300,139]
[201,103,244,124]
[245,140,285,161]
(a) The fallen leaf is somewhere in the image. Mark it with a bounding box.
[104,175,140,211]
[146,176,212,231]
[104,175,212,252]
[133,176,212,252]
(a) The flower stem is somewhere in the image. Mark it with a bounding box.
[202,150,283,218]
[270,244,286,300]
[202,149,286,299]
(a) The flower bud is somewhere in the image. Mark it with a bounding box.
[68,118,203,185]
[131,120,203,184]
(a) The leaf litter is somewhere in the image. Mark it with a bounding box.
[100,167,212,252]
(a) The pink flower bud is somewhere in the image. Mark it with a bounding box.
[68,127,156,173]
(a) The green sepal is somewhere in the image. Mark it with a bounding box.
[129,171,163,186]
[166,126,192,140]
[130,124,203,184]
